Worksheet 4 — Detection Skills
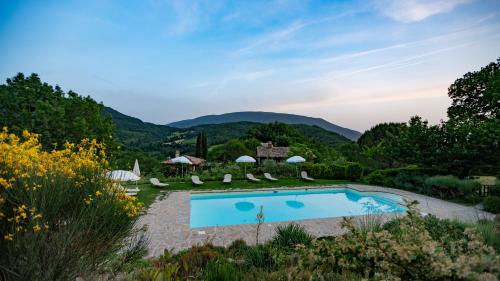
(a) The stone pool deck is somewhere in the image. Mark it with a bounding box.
[135,184,494,257]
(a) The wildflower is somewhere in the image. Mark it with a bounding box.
[4,233,13,241]
[95,190,102,197]
[84,196,93,205]
[33,224,41,233]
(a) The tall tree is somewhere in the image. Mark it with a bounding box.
[201,131,208,159]
[195,132,202,158]
[447,58,500,123]
[0,73,114,149]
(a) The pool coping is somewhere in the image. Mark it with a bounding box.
[136,184,494,257]
[190,184,410,207]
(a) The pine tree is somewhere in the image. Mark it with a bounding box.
[201,132,208,159]
[195,133,202,158]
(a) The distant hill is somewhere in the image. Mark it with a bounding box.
[167,111,361,140]
[103,107,352,157]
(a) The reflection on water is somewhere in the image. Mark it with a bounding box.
[235,201,255,212]
[286,200,305,209]
[357,197,392,214]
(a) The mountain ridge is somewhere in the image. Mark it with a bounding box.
[167,111,361,140]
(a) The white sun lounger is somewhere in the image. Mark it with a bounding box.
[264,173,278,181]
[125,187,140,196]
[191,175,204,185]
[301,171,314,181]
[246,173,261,182]
[223,174,232,184]
[150,178,169,187]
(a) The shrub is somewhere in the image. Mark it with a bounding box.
[474,219,500,252]
[344,162,363,180]
[203,258,242,281]
[424,175,480,201]
[483,196,500,213]
[301,162,364,180]
[299,201,500,280]
[227,239,249,257]
[243,244,275,269]
[272,223,313,248]
[363,165,438,189]
[177,244,222,278]
[0,129,143,281]
[355,213,384,235]
[330,164,346,179]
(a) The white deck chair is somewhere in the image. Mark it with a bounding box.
[191,175,204,185]
[223,174,232,184]
[150,178,169,187]
[125,186,140,196]
[246,173,261,182]
[264,173,278,181]
[301,171,314,181]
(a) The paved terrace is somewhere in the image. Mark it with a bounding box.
[135,184,494,257]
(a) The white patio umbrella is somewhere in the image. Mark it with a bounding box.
[286,155,306,177]
[171,156,192,178]
[235,155,256,176]
[132,159,140,177]
[105,170,141,182]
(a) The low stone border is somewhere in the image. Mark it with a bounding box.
[135,184,494,257]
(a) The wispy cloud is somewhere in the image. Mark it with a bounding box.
[231,8,364,56]
[231,21,307,55]
[374,0,472,23]
[164,0,226,35]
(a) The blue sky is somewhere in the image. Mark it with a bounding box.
[1,0,499,131]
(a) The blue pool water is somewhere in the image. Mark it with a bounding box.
[190,188,406,228]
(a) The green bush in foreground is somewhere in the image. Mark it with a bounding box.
[424,175,480,201]
[272,223,313,248]
[122,202,499,281]
[298,201,499,280]
[483,196,500,213]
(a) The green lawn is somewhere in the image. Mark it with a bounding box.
[125,178,351,208]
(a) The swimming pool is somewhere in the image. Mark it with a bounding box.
[190,188,406,228]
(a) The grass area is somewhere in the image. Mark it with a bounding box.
[471,176,497,185]
[125,178,351,208]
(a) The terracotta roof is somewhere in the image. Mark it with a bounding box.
[256,145,289,158]
[163,155,205,166]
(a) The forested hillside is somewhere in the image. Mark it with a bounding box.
[0,73,113,149]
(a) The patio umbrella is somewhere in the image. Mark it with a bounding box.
[171,156,192,178]
[105,170,141,182]
[286,155,306,177]
[235,155,256,176]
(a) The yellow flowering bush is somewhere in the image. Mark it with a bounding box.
[0,128,143,281]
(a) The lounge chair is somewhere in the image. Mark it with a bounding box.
[301,171,314,181]
[125,186,140,196]
[223,174,232,184]
[246,173,261,182]
[191,175,204,185]
[150,178,169,187]
[264,173,278,181]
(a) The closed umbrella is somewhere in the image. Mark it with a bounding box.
[171,156,192,178]
[286,155,306,177]
[235,155,256,176]
[133,159,140,177]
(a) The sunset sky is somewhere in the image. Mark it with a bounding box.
[1,0,499,132]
